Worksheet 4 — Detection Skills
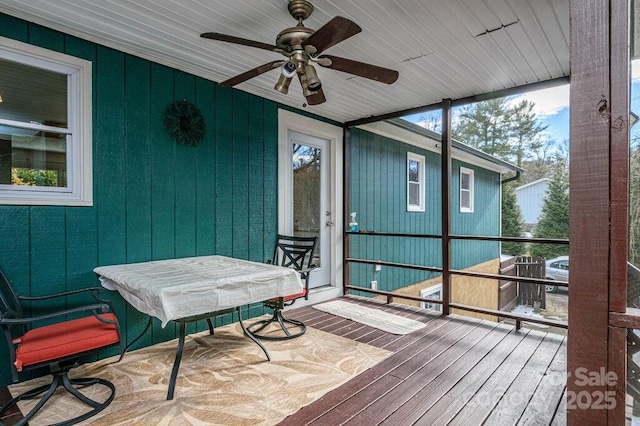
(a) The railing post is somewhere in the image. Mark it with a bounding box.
[343,126,351,296]
[441,99,452,316]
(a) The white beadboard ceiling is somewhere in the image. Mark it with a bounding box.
[0,0,569,124]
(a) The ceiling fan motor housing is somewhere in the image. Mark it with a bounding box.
[275,26,314,52]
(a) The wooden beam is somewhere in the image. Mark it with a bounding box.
[609,0,630,313]
[441,99,452,316]
[568,0,616,423]
[343,126,351,295]
[608,0,630,419]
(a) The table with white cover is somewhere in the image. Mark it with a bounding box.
[94,255,303,399]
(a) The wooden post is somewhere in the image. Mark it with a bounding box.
[343,126,351,295]
[441,99,452,316]
[608,0,631,422]
[568,0,628,423]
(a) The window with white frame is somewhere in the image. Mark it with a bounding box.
[420,283,442,312]
[460,167,474,213]
[407,152,425,212]
[0,37,92,206]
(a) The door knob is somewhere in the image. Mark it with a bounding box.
[326,221,333,226]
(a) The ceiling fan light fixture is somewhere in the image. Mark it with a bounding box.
[304,64,322,91]
[298,71,312,96]
[275,74,293,94]
[281,60,297,78]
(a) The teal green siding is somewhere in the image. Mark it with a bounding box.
[0,13,337,386]
[349,128,501,293]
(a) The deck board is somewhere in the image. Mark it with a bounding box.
[280,295,567,426]
[339,321,497,425]
[517,338,567,425]
[379,323,518,425]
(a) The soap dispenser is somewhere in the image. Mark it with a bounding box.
[348,212,359,232]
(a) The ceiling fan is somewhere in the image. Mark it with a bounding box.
[200,0,399,105]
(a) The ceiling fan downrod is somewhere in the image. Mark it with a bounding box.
[288,0,314,23]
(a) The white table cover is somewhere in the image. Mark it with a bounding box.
[94,255,303,327]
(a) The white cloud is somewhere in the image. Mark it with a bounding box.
[632,59,640,80]
[510,84,570,118]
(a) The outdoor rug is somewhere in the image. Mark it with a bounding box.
[8,319,391,425]
[313,300,427,335]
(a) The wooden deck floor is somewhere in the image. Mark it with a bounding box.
[0,295,567,426]
[279,295,567,426]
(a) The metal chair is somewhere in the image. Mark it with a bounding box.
[247,234,317,340]
[0,268,122,426]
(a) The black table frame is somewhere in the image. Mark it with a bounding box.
[119,306,270,400]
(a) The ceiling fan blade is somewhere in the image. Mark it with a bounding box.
[302,16,362,55]
[306,88,326,105]
[200,32,279,52]
[220,61,283,87]
[318,55,399,84]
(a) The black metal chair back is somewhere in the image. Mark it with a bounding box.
[272,234,317,271]
[0,268,26,341]
[247,234,318,341]
[0,267,122,425]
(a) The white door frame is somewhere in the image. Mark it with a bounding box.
[278,109,344,304]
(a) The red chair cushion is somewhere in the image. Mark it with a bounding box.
[14,313,120,372]
[280,289,308,302]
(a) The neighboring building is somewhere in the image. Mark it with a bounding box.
[515,178,550,230]
[348,118,521,319]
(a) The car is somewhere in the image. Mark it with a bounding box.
[545,256,569,293]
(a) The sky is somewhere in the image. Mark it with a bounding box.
[514,85,570,142]
[404,84,571,143]
[404,62,640,147]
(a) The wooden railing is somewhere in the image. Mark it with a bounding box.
[344,231,569,330]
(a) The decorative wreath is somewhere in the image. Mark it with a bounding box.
[163,101,206,146]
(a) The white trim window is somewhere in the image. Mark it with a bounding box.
[407,152,425,212]
[460,167,474,213]
[420,283,442,312]
[0,36,92,206]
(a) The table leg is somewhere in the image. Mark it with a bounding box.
[236,307,270,361]
[167,321,186,400]
[117,316,152,362]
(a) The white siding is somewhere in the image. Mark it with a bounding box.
[516,179,550,226]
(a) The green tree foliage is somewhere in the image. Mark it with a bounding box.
[510,100,548,168]
[453,98,513,159]
[530,168,569,259]
[501,183,526,255]
[629,146,640,266]
[11,168,58,187]
[452,97,557,178]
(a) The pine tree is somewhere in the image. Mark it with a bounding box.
[510,99,548,168]
[501,183,526,255]
[530,168,569,258]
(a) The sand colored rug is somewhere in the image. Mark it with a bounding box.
[313,300,427,335]
[8,320,391,425]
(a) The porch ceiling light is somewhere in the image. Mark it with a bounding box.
[275,74,292,94]
[304,64,322,91]
[299,69,322,97]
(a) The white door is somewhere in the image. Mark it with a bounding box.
[278,109,343,298]
[286,130,331,288]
